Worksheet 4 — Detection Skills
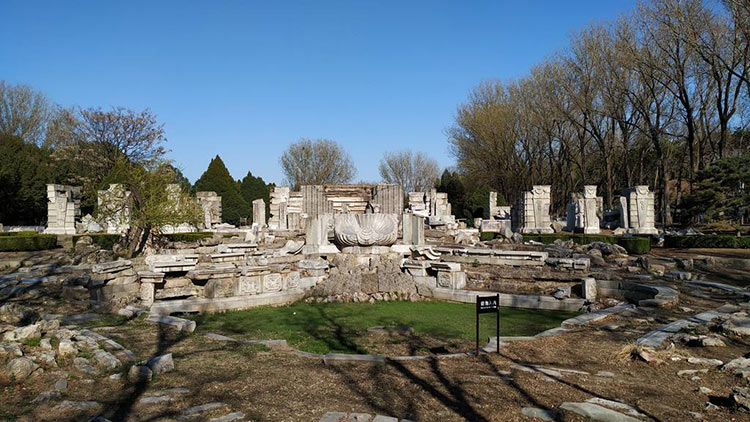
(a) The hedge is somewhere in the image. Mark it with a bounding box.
[616,237,651,254]
[73,234,123,250]
[479,232,496,242]
[163,232,213,242]
[522,233,616,245]
[0,231,40,237]
[0,233,58,251]
[664,235,750,249]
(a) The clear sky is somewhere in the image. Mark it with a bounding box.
[2,0,636,185]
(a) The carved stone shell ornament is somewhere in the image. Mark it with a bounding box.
[333,213,399,247]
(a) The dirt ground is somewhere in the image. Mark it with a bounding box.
[2,249,750,422]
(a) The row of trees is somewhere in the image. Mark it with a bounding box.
[449,0,750,224]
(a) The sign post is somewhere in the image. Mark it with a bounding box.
[475,294,500,356]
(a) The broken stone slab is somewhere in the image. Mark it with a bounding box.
[723,316,750,336]
[209,412,246,422]
[92,260,132,274]
[318,412,348,422]
[687,357,723,367]
[584,398,646,418]
[560,402,641,422]
[5,357,39,380]
[145,314,196,333]
[180,402,229,417]
[521,407,555,421]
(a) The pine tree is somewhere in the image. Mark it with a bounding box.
[239,171,270,220]
[193,155,248,225]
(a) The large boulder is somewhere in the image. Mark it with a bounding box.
[5,357,38,381]
[146,353,174,376]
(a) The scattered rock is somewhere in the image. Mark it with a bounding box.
[92,350,120,371]
[32,390,61,403]
[5,357,38,380]
[687,357,723,367]
[145,314,196,333]
[731,386,750,411]
[127,365,152,383]
[521,407,556,421]
[146,353,174,376]
[55,379,68,391]
[0,303,38,326]
[210,412,246,422]
[73,357,98,376]
[53,400,101,412]
[58,340,77,358]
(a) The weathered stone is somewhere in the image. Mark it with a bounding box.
[92,350,120,371]
[687,357,723,367]
[145,314,196,333]
[210,412,246,422]
[521,407,556,421]
[0,342,23,358]
[55,379,68,391]
[58,340,77,358]
[3,324,41,342]
[32,390,61,403]
[723,316,750,336]
[146,353,174,376]
[74,357,98,375]
[560,402,641,422]
[127,365,152,382]
[5,357,38,380]
[0,303,39,325]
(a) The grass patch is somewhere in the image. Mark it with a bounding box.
[664,234,750,249]
[192,301,577,354]
[22,337,41,347]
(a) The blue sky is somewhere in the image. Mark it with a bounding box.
[2,0,636,185]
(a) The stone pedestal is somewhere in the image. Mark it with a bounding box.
[44,184,81,235]
[619,186,658,235]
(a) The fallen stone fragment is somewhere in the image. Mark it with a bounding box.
[145,314,196,333]
[732,387,750,411]
[687,357,723,366]
[53,400,101,412]
[74,357,98,376]
[92,350,120,371]
[560,402,641,422]
[318,412,348,422]
[32,390,61,403]
[209,412,246,422]
[345,414,372,422]
[585,397,646,418]
[372,416,398,422]
[55,379,68,391]
[146,353,174,376]
[521,407,556,420]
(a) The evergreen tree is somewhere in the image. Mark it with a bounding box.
[0,134,51,225]
[194,155,248,225]
[681,154,750,223]
[239,171,270,220]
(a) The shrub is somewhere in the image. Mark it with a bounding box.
[617,237,651,254]
[73,234,122,250]
[0,233,58,251]
[523,233,615,245]
[479,232,496,242]
[0,231,39,237]
[163,232,212,242]
[664,235,748,249]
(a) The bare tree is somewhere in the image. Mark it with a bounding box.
[378,150,440,193]
[0,80,52,145]
[280,138,355,189]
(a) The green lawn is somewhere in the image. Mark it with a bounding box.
[191,300,577,354]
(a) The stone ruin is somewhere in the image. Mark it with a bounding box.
[97,184,131,234]
[269,184,404,230]
[619,185,658,235]
[252,199,266,227]
[565,185,601,234]
[511,185,553,234]
[480,191,512,233]
[196,191,222,230]
[44,184,81,235]
[407,189,456,227]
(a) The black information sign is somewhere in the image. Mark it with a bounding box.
[476,294,500,355]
